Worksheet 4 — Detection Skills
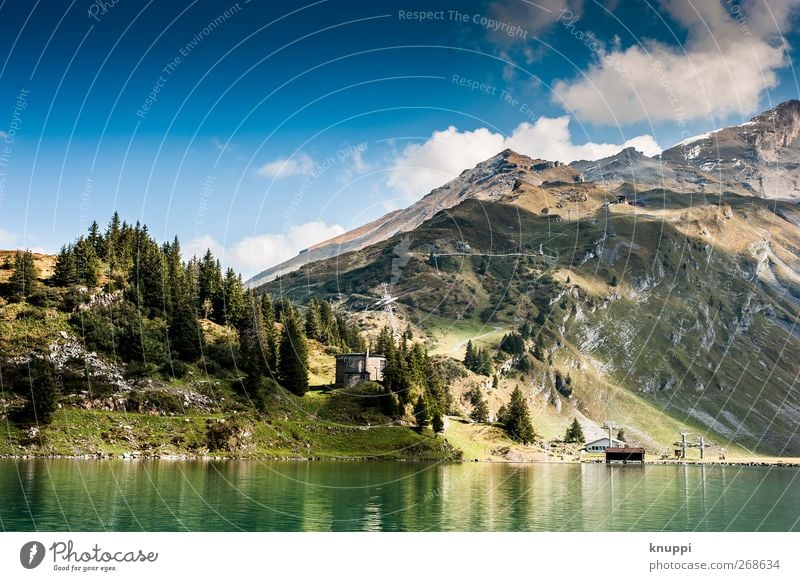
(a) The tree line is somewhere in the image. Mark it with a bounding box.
[0,215,370,423]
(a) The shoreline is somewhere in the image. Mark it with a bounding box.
[2,453,799,467]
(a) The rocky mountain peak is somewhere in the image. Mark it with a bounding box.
[248,100,800,288]
[749,99,800,153]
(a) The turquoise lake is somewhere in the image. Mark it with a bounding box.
[1,460,798,531]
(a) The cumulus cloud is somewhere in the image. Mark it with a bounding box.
[186,221,345,278]
[552,0,798,124]
[184,234,225,260]
[387,126,504,199]
[387,118,660,199]
[256,152,316,179]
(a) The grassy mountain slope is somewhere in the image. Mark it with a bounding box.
[261,185,800,457]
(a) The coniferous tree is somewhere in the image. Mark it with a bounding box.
[343,318,365,352]
[425,357,449,414]
[239,292,269,380]
[74,236,100,287]
[19,357,59,424]
[407,342,427,388]
[464,339,476,371]
[8,250,38,300]
[142,241,165,309]
[53,245,79,286]
[431,411,444,434]
[476,348,494,376]
[88,220,105,258]
[184,257,200,308]
[502,386,535,444]
[377,327,401,393]
[375,326,394,357]
[169,298,202,362]
[198,250,222,319]
[463,341,494,376]
[468,387,489,423]
[305,296,322,340]
[318,299,336,343]
[413,395,429,429]
[216,268,246,328]
[516,355,532,373]
[278,303,309,395]
[260,293,278,374]
[162,237,185,316]
[564,418,585,443]
[105,212,122,268]
[500,332,525,355]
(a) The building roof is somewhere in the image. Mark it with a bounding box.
[585,437,625,446]
[605,447,645,453]
[335,353,386,359]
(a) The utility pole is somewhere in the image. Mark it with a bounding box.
[699,436,705,460]
[607,422,616,446]
[681,431,689,459]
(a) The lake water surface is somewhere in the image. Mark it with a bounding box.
[1,460,798,531]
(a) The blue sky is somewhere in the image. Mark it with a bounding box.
[0,0,798,277]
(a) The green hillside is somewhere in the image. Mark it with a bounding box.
[261,189,800,457]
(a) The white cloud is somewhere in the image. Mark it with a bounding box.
[350,147,371,174]
[184,234,225,261]
[387,126,505,199]
[187,221,345,278]
[256,152,316,179]
[0,228,51,254]
[489,0,584,41]
[0,228,18,248]
[508,116,661,160]
[336,146,374,185]
[552,0,798,124]
[387,117,660,198]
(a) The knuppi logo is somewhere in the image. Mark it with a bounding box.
[20,541,46,569]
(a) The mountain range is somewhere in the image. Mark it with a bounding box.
[248,100,800,288]
[253,100,800,456]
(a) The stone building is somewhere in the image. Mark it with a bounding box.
[334,350,386,387]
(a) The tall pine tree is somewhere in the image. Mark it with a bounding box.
[260,293,278,374]
[8,250,38,301]
[74,236,100,287]
[239,292,270,380]
[278,302,309,395]
[413,395,429,429]
[502,386,535,444]
[53,245,79,286]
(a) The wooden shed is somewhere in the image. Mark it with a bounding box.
[605,447,645,464]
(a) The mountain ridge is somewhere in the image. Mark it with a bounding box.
[248,100,800,288]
